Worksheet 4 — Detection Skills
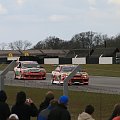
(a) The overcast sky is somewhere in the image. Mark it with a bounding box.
[0,0,120,46]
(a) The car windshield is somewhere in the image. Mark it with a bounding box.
[22,63,40,68]
[61,66,76,72]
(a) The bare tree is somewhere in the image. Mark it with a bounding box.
[8,40,32,50]
[23,40,32,50]
[0,42,8,50]
[33,41,46,49]
[45,36,64,49]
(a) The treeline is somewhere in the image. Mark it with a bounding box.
[0,31,120,50]
[33,31,120,50]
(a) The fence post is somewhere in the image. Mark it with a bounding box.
[63,64,81,96]
[0,75,4,90]
[0,60,16,90]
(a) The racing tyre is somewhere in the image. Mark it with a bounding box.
[84,83,88,85]
[51,80,55,84]
[14,74,17,79]
[43,78,46,80]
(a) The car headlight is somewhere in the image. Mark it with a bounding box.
[61,74,68,79]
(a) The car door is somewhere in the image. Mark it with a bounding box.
[52,66,61,81]
[15,62,22,77]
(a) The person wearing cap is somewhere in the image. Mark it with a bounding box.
[11,91,38,120]
[48,95,71,120]
[0,90,11,120]
[38,91,54,113]
[8,114,19,120]
[78,104,95,120]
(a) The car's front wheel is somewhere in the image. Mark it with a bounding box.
[51,80,55,84]
[18,74,23,80]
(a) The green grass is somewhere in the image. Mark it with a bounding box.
[5,85,120,120]
[1,64,120,120]
[0,64,8,70]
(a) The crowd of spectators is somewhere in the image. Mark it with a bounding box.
[0,90,120,120]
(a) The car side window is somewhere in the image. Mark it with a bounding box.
[55,66,60,72]
[17,63,21,68]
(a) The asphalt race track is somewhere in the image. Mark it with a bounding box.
[3,71,120,94]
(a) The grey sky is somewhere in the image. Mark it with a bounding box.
[0,0,120,46]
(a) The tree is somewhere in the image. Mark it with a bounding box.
[0,42,7,50]
[45,36,64,49]
[34,36,65,49]
[70,31,97,49]
[33,41,46,49]
[8,40,32,50]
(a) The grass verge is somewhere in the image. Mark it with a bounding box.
[5,85,120,120]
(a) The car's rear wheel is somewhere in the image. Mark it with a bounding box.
[84,83,88,85]
[51,80,55,84]
[43,77,46,80]
[14,74,17,79]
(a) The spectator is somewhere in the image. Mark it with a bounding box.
[113,116,120,120]
[78,104,95,120]
[0,90,11,120]
[11,91,38,120]
[48,95,71,120]
[8,114,19,120]
[38,91,54,112]
[108,104,120,120]
[37,99,58,120]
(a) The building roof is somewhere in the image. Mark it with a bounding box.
[65,49,91,58]
[0,49,69,57]
[0,48,119,58]
[91,48,119,57]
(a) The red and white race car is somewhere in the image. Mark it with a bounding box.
[14,61,46,80]
[51,65,89,85]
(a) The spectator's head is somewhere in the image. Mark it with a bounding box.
[59,95,69,105]
[9,114,19,120]
[16,91,26,104]
[113,116,120,120]
[49,99,58,108]
[45,91,54,101]
[112,104,120,116]
[85,105,94,115]
[0,90,7,102]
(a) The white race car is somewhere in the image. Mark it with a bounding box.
[51,65,89,85]
[14,61,46,80]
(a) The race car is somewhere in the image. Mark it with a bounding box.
[14,61,46,80]
[51,65,89,85]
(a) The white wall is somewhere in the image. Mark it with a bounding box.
[7,57,20,61]
[44,58,59,64]
[99,57,113,64]
[72,58,86,64]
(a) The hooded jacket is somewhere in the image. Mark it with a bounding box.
[38,92,54,113]
[11,91,38,120]
[0,90,11,120]
[78,112,95,120]
[48,104,71,120]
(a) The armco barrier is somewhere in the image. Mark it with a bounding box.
[0,60,16,90]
